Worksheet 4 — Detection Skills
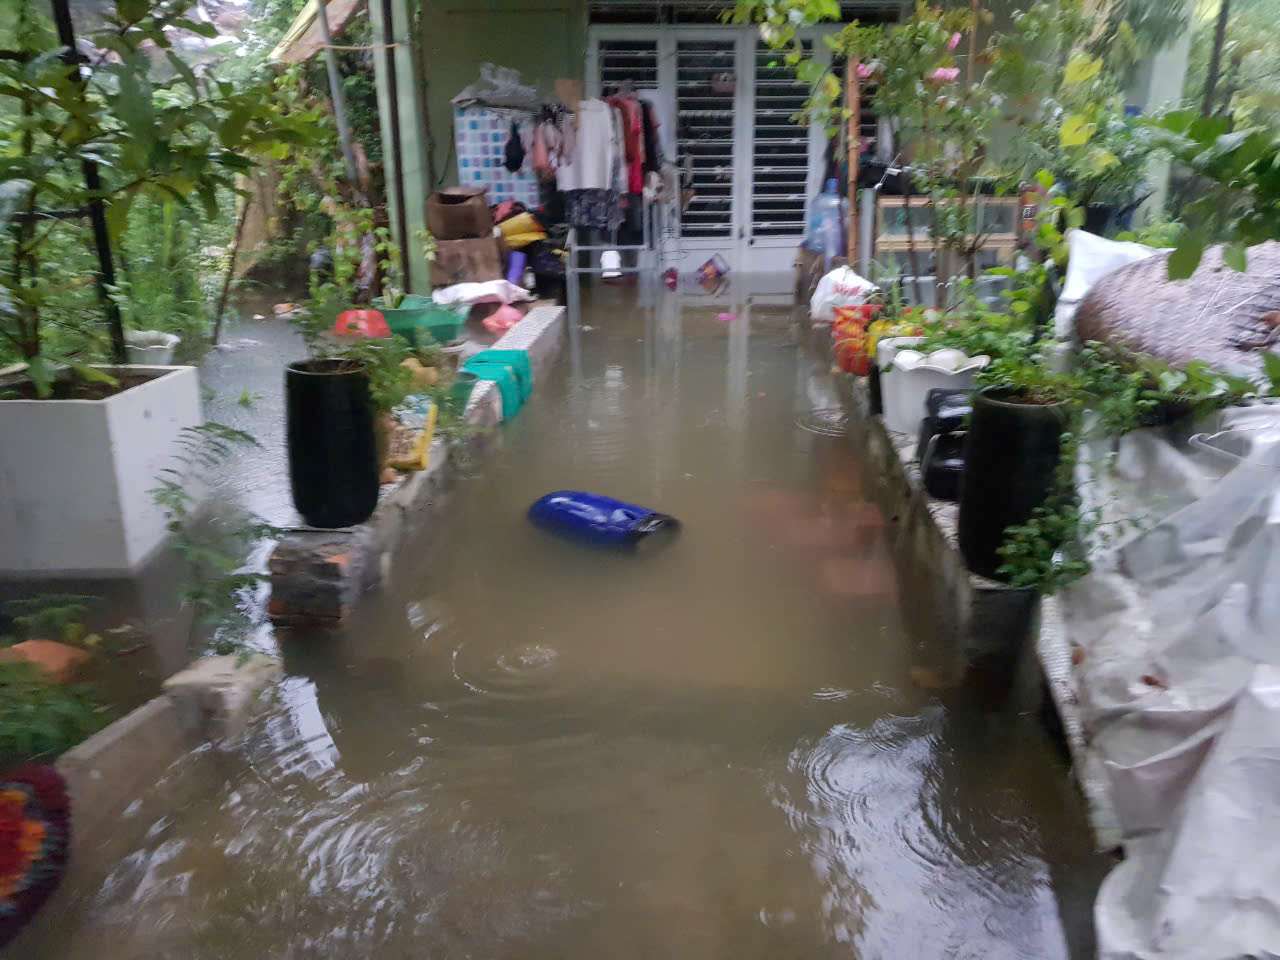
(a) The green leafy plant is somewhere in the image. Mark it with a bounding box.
[1116,216,1184,248]
[995,437,1091,593]
[1,594,97,647]
[151,421,280,656]
[1148,108,1280,278]
[0,0,314,391]
[0,661,105,765]
[332,336,415,414]
[990,340,1258,592]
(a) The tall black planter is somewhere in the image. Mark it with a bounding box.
[958,386,1068,580]
[286,359,379,529]
[1083,202,1118,236]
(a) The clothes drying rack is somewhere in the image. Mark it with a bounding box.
[564,185,681,329]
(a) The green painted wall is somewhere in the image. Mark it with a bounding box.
[419,0,589,188]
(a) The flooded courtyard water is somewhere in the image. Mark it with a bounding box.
[17,282,1105,958]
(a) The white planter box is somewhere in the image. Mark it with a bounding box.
[882,348,990,438]
[0,365,202,576]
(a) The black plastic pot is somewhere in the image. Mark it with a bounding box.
[958,386,1069,580]
[286,359,379,529]
[1083,203,1117,235]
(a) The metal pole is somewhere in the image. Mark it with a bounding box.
[378,0,412,291]
[315,0,361,193]
[50,0,126,364]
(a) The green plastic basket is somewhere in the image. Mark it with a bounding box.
[445,370,479,415]
[373,296,467,345]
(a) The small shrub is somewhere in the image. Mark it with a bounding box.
[0,663,105,766]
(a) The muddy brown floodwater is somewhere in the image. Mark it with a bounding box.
[17,282,1106,959]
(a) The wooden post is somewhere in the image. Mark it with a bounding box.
[846,64,860,265]
[211,197,251,346]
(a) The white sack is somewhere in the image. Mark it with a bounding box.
[809,266,877,324]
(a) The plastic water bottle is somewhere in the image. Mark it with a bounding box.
[814,178,845,267]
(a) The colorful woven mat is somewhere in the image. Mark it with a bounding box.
[0,765,69,948]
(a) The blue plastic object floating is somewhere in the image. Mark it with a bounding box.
[528,491,679,547]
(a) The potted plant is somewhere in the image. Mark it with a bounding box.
[0,0,304,574]
[286,279,424,528]
[957,359,1077,580]
[368,227,464,344]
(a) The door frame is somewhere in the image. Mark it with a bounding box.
[586,23,837,274]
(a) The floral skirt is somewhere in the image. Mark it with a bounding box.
[564,188,623,232]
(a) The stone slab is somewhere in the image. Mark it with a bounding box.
[163,653,283,742]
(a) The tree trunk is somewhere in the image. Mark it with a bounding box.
[1202,0,1231,117]
[211,199,251,346]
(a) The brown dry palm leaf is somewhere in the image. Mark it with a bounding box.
[1075,242,1280,381]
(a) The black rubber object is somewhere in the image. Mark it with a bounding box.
[868,365,884,415]
[286,359,380,529]
[915,388,972,462]
[958,386,1068,580]
[922,432,966,502]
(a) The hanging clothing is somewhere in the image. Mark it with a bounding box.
[564,188,623,232]
[609,105,627,194]
[606,95,646,194]
[637,89,674,161]
[503,120,526,173]
[640,102,661,174]
[556,99,619,193]
[530,122,551,178]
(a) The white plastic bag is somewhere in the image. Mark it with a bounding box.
[1054,230,1162,342]
[809,267,877,324]
[432,280,533,308]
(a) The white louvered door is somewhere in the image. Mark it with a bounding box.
[590,26,828,275]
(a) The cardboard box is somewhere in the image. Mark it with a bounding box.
[431,237,503,287]
[427,187,494,241]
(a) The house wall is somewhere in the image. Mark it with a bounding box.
[420,0,589,187]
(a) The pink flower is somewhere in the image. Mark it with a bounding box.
[948,32,962,51]
[855,62,875,80]
[929,66,960,84]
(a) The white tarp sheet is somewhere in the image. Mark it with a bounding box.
[1058,404,1280,959]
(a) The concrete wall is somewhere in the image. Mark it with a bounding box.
[419,0,589,187]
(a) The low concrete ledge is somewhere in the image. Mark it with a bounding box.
[846,377,1037,661]
[843,373,1120,849]
[56,696,199,864]
[55,653,281,867]
[268,305,568,626]
[1038,595,1123,851]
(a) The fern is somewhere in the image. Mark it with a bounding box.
[150,419,280,657]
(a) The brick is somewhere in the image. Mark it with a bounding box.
[0,639,91,683]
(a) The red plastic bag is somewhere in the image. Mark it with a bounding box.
[831,304,881,376]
